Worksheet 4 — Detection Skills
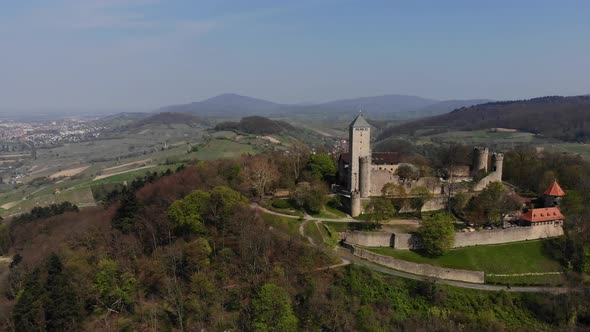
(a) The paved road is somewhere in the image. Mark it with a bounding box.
[253,203,569,293]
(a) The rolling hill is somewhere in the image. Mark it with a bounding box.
[215,116,295,135]
[154,93,491,120]
[377,95,590,142]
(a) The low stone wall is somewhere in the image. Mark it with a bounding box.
[453,224,564,248]
[344,231,393,247]
[344,224,563,250]
[348,244,485,284]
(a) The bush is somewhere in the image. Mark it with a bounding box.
[272,199,291,209]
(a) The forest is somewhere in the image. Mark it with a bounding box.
[1,146,590,331]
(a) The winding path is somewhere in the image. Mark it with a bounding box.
[252,203,568,293]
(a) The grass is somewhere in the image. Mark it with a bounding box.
[318,222,340,247]
[368,240,562,275]
[310,204,348,219]
[260,213,302,237]
[486,274,565,286]
[304,221,324,245]
[195,139,259,160]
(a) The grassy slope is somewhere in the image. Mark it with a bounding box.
[369,240,562,274]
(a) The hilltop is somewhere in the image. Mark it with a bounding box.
[154,93,490,120]
[378,95,590,142]
[214,116,295,135]
[131,112,205,127]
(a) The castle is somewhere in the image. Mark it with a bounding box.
[338,113,505,216]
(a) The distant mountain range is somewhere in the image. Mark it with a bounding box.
[378,95,590,142]
[154,93,491,119]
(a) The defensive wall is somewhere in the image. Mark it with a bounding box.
[343,224,564,250]
[342,242,485,284]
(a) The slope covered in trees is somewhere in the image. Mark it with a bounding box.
[2,151,590,330]
[379,95,590,142]
[215,116,296,135]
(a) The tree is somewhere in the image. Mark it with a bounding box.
[94,259,136,314]
[13,269,45,332]
[252,283,298,332]
[45,254,82,331]
[244,156,280,199]
[112,190,140,234]
[366,197,395,225]
[290,182,328,214]
[168,190,210,235]
[410,186,433,212]
[396,164,419,182]
[306,153,337,181]
[381,183,407,197]
[561,190,583,216]
[465,182,521,226]
[284,142,310,182]
[208,186,247,221]
[417,212,456,257]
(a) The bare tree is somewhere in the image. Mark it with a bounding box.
[244,156,279,200]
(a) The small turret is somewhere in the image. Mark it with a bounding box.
[543,181,566,207]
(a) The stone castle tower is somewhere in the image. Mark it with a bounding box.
[349,114,371,216]
[471,146,489,175]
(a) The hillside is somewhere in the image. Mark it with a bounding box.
[131,112,204,127]
[378,95,590,142]
[214,116,295,135]
[154,93,491,120]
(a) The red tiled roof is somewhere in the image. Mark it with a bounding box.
[544,181,566,197]
[339,152,403,165]
[519,207,565,223]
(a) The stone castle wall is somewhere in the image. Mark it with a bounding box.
[344,224,564,250]
[345,244,485,283]
[453,224,564,247]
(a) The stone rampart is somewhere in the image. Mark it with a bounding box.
[344,224,563,250]
[348,245,485,283]
[344,231,393,247]
[453,224,564,248]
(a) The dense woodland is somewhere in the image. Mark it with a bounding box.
[379,96,590,142]
[2,145,590,330]
[215,116,296,135]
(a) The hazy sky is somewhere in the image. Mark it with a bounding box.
[1,0,589,113]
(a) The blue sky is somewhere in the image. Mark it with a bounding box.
[1,0,589,112]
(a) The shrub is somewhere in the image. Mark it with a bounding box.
[272,199,291,209]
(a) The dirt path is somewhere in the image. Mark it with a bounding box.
[50,166,90,179]
[102,159,151,172]
[93,165,157,181]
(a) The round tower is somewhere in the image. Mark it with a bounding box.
[350,191,362,217]
[359,156,371,198]
[472,147,489,175]
[492,153,503,179]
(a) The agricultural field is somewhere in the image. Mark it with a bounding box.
[415,129,546,147]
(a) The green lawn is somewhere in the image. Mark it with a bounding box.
[260,213,302,237]
[368,240,562,275]
[310,205,348,219]
[304,221,324,245]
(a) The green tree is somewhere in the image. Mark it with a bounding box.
[366,197,395,225]
[396,164,419,182]
[466,182,521,227]
[381,182,407,197]
[290,182,328,214]
[252,283,298,332]
[410,186,433,212]
[112,190,140,234]
[13,269,45,332]
[306,153,337,181]
[561,190,583,216]
[417,212,456,257]
[208,186,247,221]
[168,190,210,234]
[45,254,82,331]
[94,258,136,314]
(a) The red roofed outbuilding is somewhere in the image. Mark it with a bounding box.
[518,207,564,226]
[544,181,566,207]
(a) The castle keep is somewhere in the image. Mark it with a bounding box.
[338,114,504,217]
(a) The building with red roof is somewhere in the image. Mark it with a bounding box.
[518,207,564,226]
[544,181,566,207]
